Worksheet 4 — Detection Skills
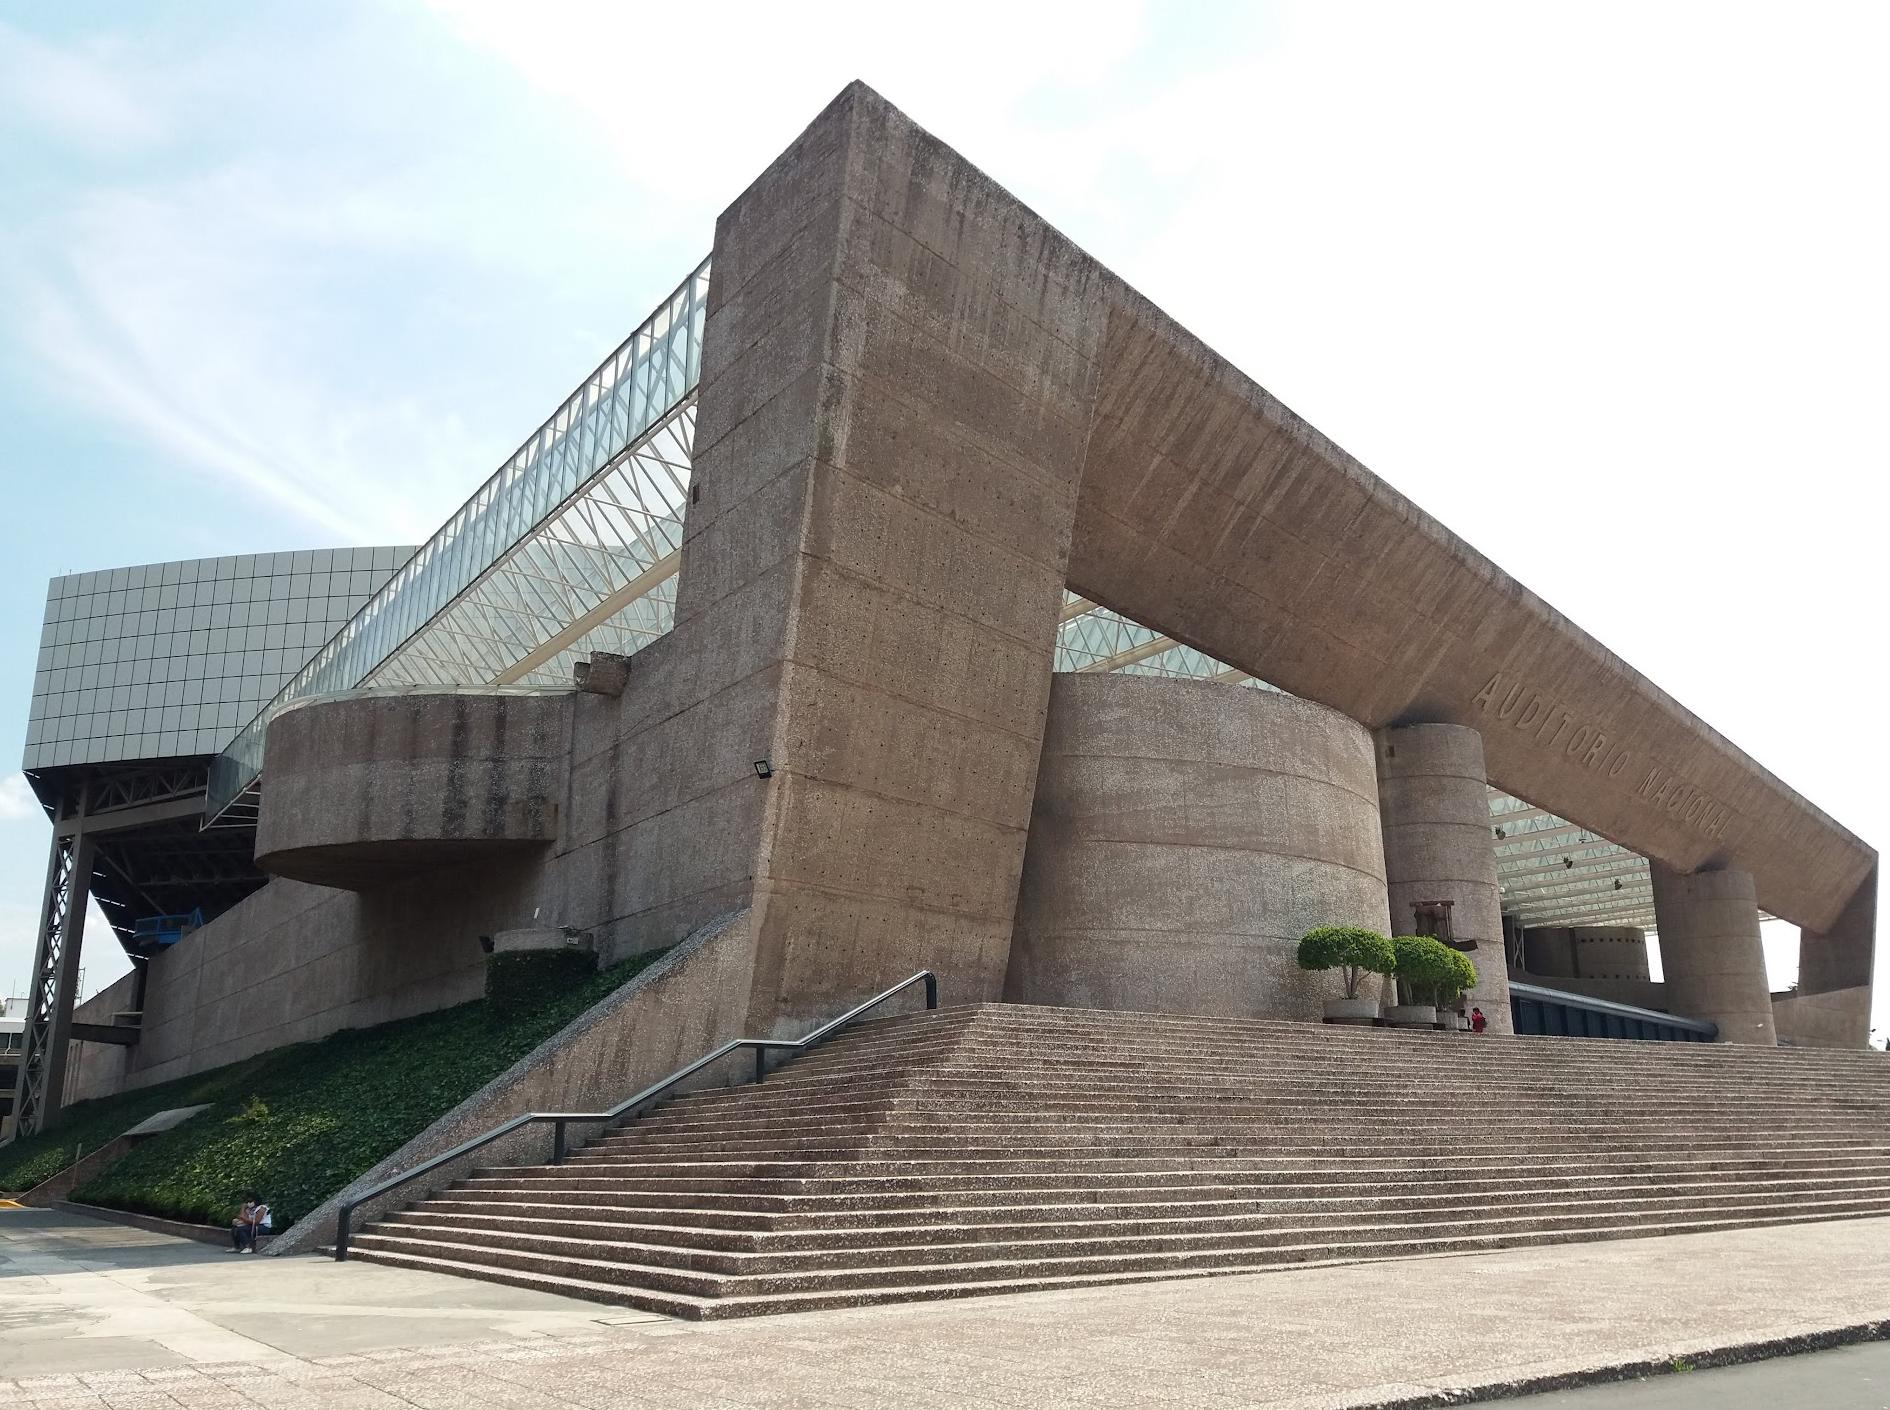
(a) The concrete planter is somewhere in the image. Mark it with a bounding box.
[1436,1011,1466,1032]
[1384,1004,1438,1029]
[1322,997,1379,1026]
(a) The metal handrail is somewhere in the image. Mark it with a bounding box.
[1508,979,1719,1038]
[333,969,938,1259]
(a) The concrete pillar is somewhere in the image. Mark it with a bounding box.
[1006,676,1390,1019]
[677,84,1092,1031]
[1785,865,1877,1047]
[1649,863,1776,1045]
[1374,724,1512,1033]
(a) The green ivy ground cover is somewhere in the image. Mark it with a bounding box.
[0,947,667,1231]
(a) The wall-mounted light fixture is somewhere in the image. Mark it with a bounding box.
[753,759,773,779]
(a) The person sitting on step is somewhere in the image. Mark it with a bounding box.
[230,1194,271,1253]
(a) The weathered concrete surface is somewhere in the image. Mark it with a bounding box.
[1376,723,1514,1033]
[1796,864,1878,1047]
[677,82,1873,1032]
[1064,282,1874,943]
[1524,925,1654,981]
[1652,864,1778,1045]
[0,1206,645,1373]
[47,80,1881,1108]
[7,1204,1890,1409]
[63,968,142,1101]
[1006,674,1389,1017]
[256,692,569,890]
[66,858,541,1101]
[271,910,754,1253]
[671,82,1100,1032]
[1775,984,1877,1049]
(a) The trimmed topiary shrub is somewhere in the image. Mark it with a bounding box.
[1393,934,1465,1007]
[1297,925,1397,999]
[1436,947,1478,1008]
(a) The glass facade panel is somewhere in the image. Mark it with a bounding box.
[207,256,711,818]
[23,549,405,772]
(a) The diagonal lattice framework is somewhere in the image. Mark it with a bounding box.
[207,257,711,822]
[12,833,84,1135]
[366,403,694,691]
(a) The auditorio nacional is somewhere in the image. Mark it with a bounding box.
[9,82,1875,1138]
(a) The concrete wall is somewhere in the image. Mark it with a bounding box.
[682,82,1874,1032]
[671,82,1095,1033]
[63,969,142,1105]
[67,856,545,1099]
[1773,986,1876,1050]
[1006,675,1389,1018]
[1650,863,1777,1045]
[48,81,1881,1098]
[1375,724,1512,1032]
[273,909,756,1252]
[256,692,568,890]
[1521,926,1651,982]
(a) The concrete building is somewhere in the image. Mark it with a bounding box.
[9,84,1877,1137]
[12,550,407,1131]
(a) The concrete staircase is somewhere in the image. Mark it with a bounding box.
[343,1003,1890,1318]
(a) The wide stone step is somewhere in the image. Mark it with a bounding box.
[458,1152,1890,1196]
[369,1191,1890,1276]
[588,1115,1884,1145]
[385,1183,1890,1254]
[346,1204,1887,1308]
[501,1143,1890,1181]
[647,1093,1883,1126]
[564,1134,1886,1164]
[431,1169,1890,1222]
[769,1039,1890,1074]
[828,1032,1886,1069]
[347,1004,1890,1318]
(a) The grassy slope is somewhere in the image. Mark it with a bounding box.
[0,948,667,1230]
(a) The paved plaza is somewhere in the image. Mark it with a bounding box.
[4,1207,1888,1408]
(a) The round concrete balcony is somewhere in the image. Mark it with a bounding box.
[1005,674,1391,1019]
[254,689,570,891]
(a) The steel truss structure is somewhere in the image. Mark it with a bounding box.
[14,809,91,1136]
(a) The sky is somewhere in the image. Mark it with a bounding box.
[0,2,1884,1044]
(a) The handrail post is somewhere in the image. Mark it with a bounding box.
[322,971,937,1251]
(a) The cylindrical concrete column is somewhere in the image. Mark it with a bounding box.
[1005,675,1391,1020]
[1572,926,1650,981]
[1374,723,1511,1033]
[1649,863,1776,1045]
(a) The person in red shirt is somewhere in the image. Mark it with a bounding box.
[1470,1007,1488,1034]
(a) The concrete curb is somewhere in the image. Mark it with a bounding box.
[1357,1318,1890,1407]
[48,1199,277,1252]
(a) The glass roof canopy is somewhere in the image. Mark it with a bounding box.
[1488,790,1656,930]
[203,252,1705,940]
[206,257,710,821]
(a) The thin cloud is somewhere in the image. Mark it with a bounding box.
[0,19,167,154]
[0,774,39,823]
